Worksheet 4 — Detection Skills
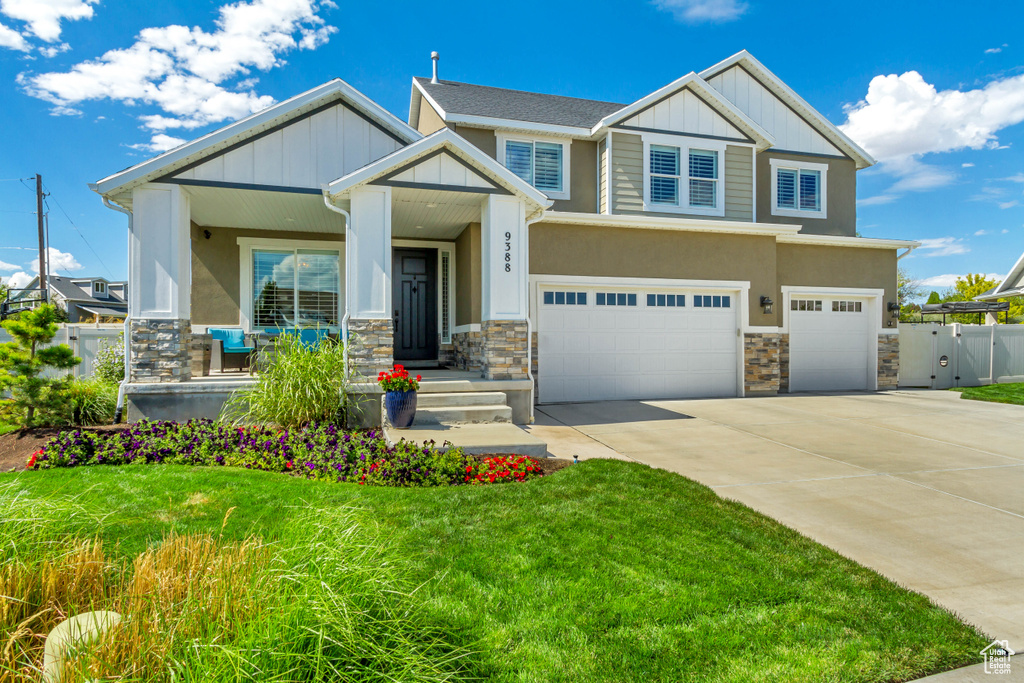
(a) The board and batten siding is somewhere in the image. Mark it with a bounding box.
[598,138,608,214]
[172,101,403,189]
[724,145,753,220]
[610,133,754,221]
[620,87,745,140]
[706,66,843,157]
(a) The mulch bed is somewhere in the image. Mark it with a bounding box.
[0,426,129,473]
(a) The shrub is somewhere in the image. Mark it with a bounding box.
[93,332,125,383]
[31,420,508,488]
[220,332,348,429]
[0,304,80,426]
[468,455,544,484]
[51,378,118,426]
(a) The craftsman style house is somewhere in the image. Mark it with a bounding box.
[92,50,914,423]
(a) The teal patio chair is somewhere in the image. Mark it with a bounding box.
[209,328,253,373]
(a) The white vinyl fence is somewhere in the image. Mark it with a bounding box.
[0,323,123,379]
[899,323,1024,388]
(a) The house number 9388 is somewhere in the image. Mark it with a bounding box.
[504,231,512,272]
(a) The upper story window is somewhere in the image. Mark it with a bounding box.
[92,281,107,297]
[770,158,828,220]
[642,134,726,216]
[497,134,570,200]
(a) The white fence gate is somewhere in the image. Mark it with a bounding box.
[0,324,122,379]
[898,323,1024,388]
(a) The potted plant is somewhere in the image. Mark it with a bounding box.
[378,364,421,429]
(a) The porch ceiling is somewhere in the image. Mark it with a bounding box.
[391,186,483,240]
[183,185,345,233]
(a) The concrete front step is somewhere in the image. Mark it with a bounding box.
[385,423,547,457]
[416,391,509,408]
[413,404,512,425]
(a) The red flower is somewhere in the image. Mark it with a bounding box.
[465,465,472,473]
[26,453,37,468]
[416,374,422,381]
[285,460,293,469]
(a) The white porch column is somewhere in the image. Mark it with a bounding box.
[479,195,529,380]
[128,183,192,382]
[346,186,393,378]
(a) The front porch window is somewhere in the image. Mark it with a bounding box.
[253,248,340,328]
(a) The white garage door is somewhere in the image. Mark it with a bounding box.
[538,286,740,403]
[789,297,872,392]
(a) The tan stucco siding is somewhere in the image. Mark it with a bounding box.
[530,222,778,327]
[756,152,857,236]
[598,138,608,214]
[189,224,342,326]
[551,139,597,213]
[452,125,497,157]
[610,132,644,214]
[776,244,897,328]
[416,101,450,135]
[454,222,482,326]
[724,145,753,220]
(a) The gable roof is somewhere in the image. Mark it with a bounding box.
[93,79,422,199]
[700,50,875,168]
[978,251,1024,300]
[591,72,775,149]
[9,275,128,305]
[411,77,624,135]
[326,128,552,219]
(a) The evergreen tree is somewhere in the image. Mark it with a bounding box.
[0,304,80,426]
[926,291,941,305]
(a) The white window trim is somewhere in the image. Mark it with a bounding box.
[92,281,107,296]
[641,132,727,217]
[237,236,345,333]
[496,132,571,201]
[770,158,828,220]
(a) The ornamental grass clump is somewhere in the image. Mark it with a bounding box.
[0,485,470,682]
[220,331,349,429]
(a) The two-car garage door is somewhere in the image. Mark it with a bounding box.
[537,284,740,403]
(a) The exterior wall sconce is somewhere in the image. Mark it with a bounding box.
[760,296,774,315]
[887,302,900,319]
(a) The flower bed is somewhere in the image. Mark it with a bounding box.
[28,420,545,487]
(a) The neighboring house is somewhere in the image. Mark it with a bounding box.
[978,251,1024,301]
[7,275,128,322]
[91,50,916,421]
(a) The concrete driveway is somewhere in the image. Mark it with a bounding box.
[527,390,1024,651]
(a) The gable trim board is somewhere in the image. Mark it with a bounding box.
[615,86,753,143]
[165,179,324,195]
[611,125,754,145]
[978,250,1024,300]
[372,148,508,194]
[94,79,422,199]
[700,51,875,169]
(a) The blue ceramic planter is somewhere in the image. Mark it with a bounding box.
[384,389,417,429]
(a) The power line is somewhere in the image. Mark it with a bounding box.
[0,177,35,182]
[42,185,116,279]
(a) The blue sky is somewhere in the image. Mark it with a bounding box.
[0,0,1022,297]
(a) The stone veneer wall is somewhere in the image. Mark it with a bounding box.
[451,330,483,373]
[130,318,192,383]
[188,332,211,377]
[481,320,529,381]
[743,332,780,395]
[878,334,899,389]
[531,331,539,395]
[778,333,790,393]
[348,319,393,380]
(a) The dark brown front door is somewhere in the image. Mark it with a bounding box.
[392,248,438,362]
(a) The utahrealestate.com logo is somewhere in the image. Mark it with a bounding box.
[981,640,1014,675]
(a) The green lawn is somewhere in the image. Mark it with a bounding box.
[953,382,1024,405]
[4,461,988,682]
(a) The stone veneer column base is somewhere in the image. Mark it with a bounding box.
[348,319,393,380]
[743,332,781,396]
[481,320,529,380]
[878,334,899,389]
[778,333,790,393]
[451,329,483,373]
[130,319,192,383]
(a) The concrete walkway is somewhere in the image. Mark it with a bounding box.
[527,390,1024,653]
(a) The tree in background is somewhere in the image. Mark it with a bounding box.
[0,304,80,426]
[897,266,923,322]
[926,291,942,305]
[943,274,1024,324]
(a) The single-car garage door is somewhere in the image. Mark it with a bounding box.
[788,296,873,392]
[537,285,740,403]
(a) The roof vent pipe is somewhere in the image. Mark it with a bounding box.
[431,51,439,84]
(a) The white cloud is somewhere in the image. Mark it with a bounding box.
[0,259,19,271]
[0,0,96,43]
[962,162,974,168]
[1004,173,1024,183]
[916,237,969,257]
[999,200,1020,209]
[6,271,35,289]
[985,44,1008,55]
[1003,229,1011,234]
[974,229,988,236]
[28,247,82,274]
[652,0,747,23]
[0,19,27,50]
[19,0,336,148]
[857,194,899,207]
[127,133,186,152]
[919,272,1004,288]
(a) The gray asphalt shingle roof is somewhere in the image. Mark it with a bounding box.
[49,276,127,306]
[415,77,625,129]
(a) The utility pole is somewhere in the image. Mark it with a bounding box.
[35,174,47,301]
